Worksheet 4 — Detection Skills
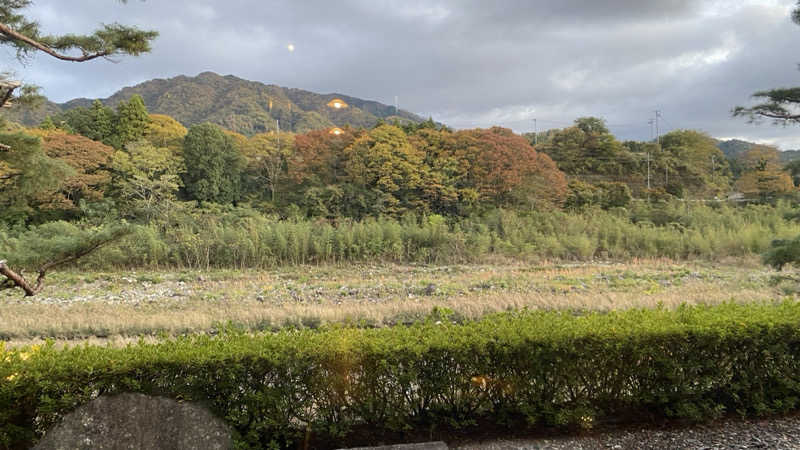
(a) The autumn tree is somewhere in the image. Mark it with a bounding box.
[182,123,244,204]
[408,127,467,214]
[342,124,427,216]
[439,127,567,209]
[735,145,794,199]
[288,127,360,217]
[144,114,187,152]
[290,128,358,186]
[31,130,114,215]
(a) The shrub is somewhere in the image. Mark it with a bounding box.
[3,302,800,449]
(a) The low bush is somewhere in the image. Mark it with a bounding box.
[3,302,800,449]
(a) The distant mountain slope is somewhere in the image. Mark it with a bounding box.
[780,149,800,163]
[716,139,755,160]
[716,138,800,164]
[5,72,425,135]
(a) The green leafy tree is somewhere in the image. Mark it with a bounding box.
[539,117,637,180]
[658,130,731,197]
[182,123,244,204]
[785,159,800,186]
[111,140,181,221]
[764,235,800,270]
[564,180,632,210]
[0,132,72,221]
[48,100,116,144]
[243,131,294,204]
[87,100,115,144]
[110,94,150,149]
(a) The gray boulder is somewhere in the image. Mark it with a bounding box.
[34,393,232,450]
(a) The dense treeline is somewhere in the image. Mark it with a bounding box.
[3,95,797,226]
[2,96,800,272]
[2,96,571,222]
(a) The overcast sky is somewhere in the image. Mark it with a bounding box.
[7,0,800,148]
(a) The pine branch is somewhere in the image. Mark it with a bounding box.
[0,23,111,62]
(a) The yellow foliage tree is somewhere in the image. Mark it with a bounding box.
[734,145,794,198]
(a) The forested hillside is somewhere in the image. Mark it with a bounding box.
[5,72,425,135]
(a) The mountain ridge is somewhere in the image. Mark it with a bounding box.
[7,72,426,135]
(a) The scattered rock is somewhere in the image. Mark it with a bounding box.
[423,283,437,295]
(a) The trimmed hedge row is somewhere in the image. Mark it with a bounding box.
[3,302,800,449]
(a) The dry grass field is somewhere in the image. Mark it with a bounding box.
[1,258,795,347]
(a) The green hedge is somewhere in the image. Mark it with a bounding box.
[3,302,800,449]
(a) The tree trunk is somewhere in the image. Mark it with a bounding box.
[0,260,44,296]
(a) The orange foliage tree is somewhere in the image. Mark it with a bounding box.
[437,127,567,209]
[290,127,360,186]
[735,145,794,199]
[33,131,114,212]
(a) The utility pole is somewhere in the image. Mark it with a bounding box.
[533,118,537,145]
[395,96,399,115]
[647,118,654,190]
[654,110,661,142]
[655,110,666,187]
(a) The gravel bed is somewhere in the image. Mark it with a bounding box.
[454,416,800,449]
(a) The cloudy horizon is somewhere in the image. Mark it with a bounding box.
[6,0,800,148]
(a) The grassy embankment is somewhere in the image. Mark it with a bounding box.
[2,259,795,346]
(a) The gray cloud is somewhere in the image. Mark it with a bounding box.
[8,0,800,148]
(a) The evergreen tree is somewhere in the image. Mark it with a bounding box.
[0,0,157,107]
[734,2,800,124]
[111,95,150,149]
[0,132,73,221]
[88,100,115,144]
[182,123,243,204]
